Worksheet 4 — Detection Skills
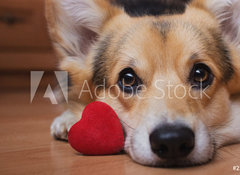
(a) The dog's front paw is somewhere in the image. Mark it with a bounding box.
[51,110,79,141]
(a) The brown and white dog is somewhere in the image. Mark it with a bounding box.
[46,0,240,167]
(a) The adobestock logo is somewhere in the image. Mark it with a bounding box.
[30,71,210,104]
[78,79,211,100]
[30,71,68,104]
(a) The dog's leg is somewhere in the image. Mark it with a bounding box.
[50,110,80,141]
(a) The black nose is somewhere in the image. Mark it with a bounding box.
[150,124,195,159]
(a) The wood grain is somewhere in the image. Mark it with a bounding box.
[0,0,52,50]
[0,51,58,71]
[0,71,58,90]
[0,0,58,72]
[0,91,239,175]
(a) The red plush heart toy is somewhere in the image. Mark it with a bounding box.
[68,101,124,155]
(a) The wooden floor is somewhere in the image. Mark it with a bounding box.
[0,91,240,175]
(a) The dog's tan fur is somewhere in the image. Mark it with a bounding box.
[46,0,240,166]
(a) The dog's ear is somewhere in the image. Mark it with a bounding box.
[193,0,240,48]
[192,0,240,94]
[208,0,240,94]
[46,0,122,71]
[207,0,240,48]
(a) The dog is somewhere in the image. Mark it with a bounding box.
[46,0,240,167]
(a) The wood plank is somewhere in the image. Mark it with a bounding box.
[0,51,58,71]
[0,0,52,50]
[0,91,239,175]
[0,71,58,90]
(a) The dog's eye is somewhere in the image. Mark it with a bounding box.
[122,73,136,86]
[118,68,142,94]
[189,63,214,89]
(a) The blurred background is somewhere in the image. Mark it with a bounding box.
[1,1,240,174]
[0,1,70,174]
[0,0,58,94]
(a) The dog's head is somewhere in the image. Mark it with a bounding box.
[46,0,240,167]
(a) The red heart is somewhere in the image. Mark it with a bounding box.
[68,101,124,155]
